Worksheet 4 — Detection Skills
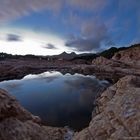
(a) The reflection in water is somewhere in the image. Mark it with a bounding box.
[0,71,110,130]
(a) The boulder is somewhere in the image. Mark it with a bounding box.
[73,75,140,140]
[92,56,113,66]
[0,89,66,140]
[112,45,140,66]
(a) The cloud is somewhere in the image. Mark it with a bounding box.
[67,0,108,11]
[0,0,109,22]
[7,34,22,42]
[65,37,100,52]
[0,0,139,53]
[65,20,110,52]
[65,0,140,52]
[0,0,64,21]
[43,43,57,50]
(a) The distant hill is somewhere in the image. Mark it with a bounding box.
[72,53,98,62]
[0,43,139,62]
[0,53,48,60]
[99,43,140,59]
[50,52,77,60]
[69,43,140,62]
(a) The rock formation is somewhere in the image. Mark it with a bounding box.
[90,45,140,82]
[92,56,113,66]
[112,45,140,66]
[72,45,140,140]
[0,89,67,140]
[73,75,140,140]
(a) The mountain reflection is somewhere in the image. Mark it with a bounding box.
[0,71,110,130]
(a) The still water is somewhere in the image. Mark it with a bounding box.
[0,71,110,130]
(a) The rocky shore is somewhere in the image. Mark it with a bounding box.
[0,89,68,140]
[73,75,140,140]
[72,45,140,140]
[0,45,140,139]
[0,58,140,83]
[0,46,140,83]
[0,75,139,140]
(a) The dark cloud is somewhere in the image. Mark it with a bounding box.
[7,34,22,42]
[65,20,111,52]
[66,37,100,52]
[43,43,57,50]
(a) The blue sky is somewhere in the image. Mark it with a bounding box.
[0,0,139,55]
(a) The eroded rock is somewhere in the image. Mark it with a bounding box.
[0,89,67,140]
[112,45,140,66]
[73,75,140,140]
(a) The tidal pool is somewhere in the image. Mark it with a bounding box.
[0,71,110,130]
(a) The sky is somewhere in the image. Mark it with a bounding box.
[0,0,139,55]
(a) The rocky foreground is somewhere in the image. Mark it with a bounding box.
[72,45,140,140]
[0,89,68,140]
[0,44,140,139]
[73,75,140,140]
[0,75,139,140]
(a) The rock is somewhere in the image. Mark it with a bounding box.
[0,89,67,140]
[64,128,74,140]
[90,55,140,83]
[73,75,140,140]
[112,45,140,66]
[92,56,114,66]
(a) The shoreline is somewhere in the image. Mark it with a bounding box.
[0,59,140,83]
[0,74,139,139]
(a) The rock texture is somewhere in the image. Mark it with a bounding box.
[92,56,114,66]
[73,75,140,140]
[0,89,67,140]
[112,45,140,66]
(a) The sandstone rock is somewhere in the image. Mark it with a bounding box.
[0,89,67,140]
[73,75,140,140]
[90,54,140,83]
[112,45,140,66]
[92,56,114,66]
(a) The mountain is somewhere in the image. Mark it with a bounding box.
[72,53,98,62]
[51,51,77,60]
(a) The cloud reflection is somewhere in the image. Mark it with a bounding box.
[0,71,110,130]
